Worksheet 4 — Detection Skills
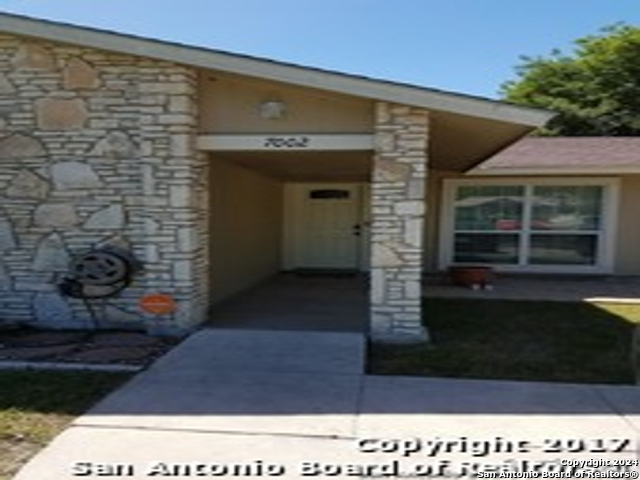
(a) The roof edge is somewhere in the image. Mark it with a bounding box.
[469,166,640,176]
[0,11,554,127]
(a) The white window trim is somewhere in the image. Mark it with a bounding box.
[439,177,620,274]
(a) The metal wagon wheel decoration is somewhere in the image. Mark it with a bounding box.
[69,250,131,286]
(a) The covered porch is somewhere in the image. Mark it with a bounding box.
[200,101,434,341]
[199,100,548,342]
[194,69,553,342]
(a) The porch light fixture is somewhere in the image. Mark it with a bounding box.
[259,100,286,120]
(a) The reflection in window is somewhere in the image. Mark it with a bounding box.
[451,183,606,268]
[454,233,519,264]
[454,185,524,231]
[531,186,602,231]
[529,235,597,265]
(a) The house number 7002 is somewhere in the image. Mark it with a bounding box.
[263,136,310,148]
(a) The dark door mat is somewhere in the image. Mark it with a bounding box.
[292,269,359,277]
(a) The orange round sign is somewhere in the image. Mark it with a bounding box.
[139,294,176,315]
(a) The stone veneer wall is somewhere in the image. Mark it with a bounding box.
[370,102,429,343]
[0,36,209,334]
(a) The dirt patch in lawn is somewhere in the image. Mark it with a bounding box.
[0,327,183,367]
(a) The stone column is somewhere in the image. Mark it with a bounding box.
[370,102,429,343]
[136,65,209,334]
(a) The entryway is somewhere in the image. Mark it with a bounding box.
[285,183,368,271]
[205,151,372,332]
[208,273,367,332]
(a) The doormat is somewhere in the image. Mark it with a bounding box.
[292,269,359,278]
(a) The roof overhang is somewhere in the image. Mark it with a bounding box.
[469,167,640,176]
[429,110,535,172]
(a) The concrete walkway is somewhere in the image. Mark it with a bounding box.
[15,329,640,479]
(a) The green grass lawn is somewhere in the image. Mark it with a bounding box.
[369,298,640,385]
[0,370,132,480]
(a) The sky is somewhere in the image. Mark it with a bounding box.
[1,0,639,99]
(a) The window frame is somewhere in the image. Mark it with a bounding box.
[439,177,619,274]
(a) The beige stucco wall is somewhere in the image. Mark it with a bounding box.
[208,157,283,304]
[614,174,640,275]
[423,170,452,272]
[198,71,373,134]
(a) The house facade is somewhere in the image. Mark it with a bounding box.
[0,13,551,341]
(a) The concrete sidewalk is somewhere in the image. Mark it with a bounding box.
[14,329,640,479]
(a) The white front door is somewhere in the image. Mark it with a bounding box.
[293,184,362,269]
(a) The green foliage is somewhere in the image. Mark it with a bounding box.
[502,24,640,136]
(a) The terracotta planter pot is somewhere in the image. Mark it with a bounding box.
[448,266,494,288]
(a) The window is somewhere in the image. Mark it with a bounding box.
[442,179,617,272]
[453,185,524,264]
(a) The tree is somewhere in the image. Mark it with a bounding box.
[501,24,640,136]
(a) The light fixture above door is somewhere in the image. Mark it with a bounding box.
[258,100,286,120]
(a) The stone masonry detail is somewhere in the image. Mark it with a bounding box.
[0,35,208,333]
[370,102,429,343]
